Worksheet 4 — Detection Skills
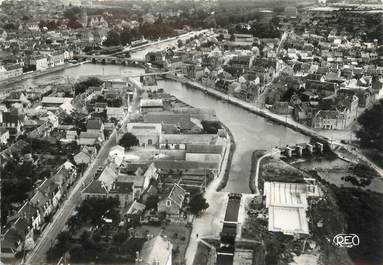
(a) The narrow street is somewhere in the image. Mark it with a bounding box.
[25,81,140,264]
[185,139,231,265]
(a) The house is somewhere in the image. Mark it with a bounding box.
[86,119,104,140]
[125,200,146,225]
[158,183,186,219]
[118,162,158,198]
[140,99,164,113]
[3,91,30,106]
[0,64,23,81]
[0,128,10,145]
[94,102,108,113]
[110,177,134,207]
[138,234,173,265]
[74,146,97,165]
[1,217,32,259]
[82,180,109,199]
[41,97,73,112]
[145,50,166,66]
[106,107,126,121]
[29,55,48,71]
[124,123,162,147]
[78,132,103,146]
[0,111,24,139]
[312,95,359,130]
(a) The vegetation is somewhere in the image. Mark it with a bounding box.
[119,132,139,150]
[356,99,383,151]
[333,188,383,265]
[145,195,159,211]
[68,197,120,230]
[188,193,209,216]
[201,120,222,134]
[103,30,121,47]
[74,77,103,95]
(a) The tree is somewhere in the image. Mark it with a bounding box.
[145,195,159,211]
[356,99,383,151]
[64,6,81,20]
[119,132,139,150]
[189,193,209,216]
[201,120,222,134]
[177,39,184,48]
[74,77,102,95]
[103,30,121,47]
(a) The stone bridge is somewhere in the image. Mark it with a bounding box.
[74,54,147,67]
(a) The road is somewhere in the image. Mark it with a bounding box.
[25,131,117,264]
[184,138,231,265]
[25,80,141,264]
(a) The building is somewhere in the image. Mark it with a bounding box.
[185,144,224,164]
[263,181,320,235]
[106,107,126,121]
[124,123,162,147]
[158,183,186,219]
[140,99,164,113]
[0,128,10,144]
[86,119,105,140]
[138,234,173,265]
[29,55,48,71]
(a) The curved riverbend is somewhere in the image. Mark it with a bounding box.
[9,64,309,193]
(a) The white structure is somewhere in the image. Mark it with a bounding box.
[263,181,320,235]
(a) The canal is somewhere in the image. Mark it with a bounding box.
[9,64,309,193]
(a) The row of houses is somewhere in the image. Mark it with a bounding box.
[1,161,78,258]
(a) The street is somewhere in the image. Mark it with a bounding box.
[25,80,141,264]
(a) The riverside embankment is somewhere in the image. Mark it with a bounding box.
[165,75,332,145]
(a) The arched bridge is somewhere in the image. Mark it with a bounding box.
[74,54,146,67]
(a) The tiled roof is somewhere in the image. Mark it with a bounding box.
[167,183,186,208]
[86,119,103,130]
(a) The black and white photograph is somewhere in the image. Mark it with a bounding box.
[0,0,382,264]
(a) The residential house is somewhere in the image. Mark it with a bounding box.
[86,119,104,140]
[0,111,24,139]
[125,200,146,225]
[157,183,186,219]
[312,95,359,130]
[41,97,73,112]
[28,55,48,71]
[74,146,97,165]
[118,162,158,198]
[78,132,103,146]
[106,107,126,121]
[0,64,23,81]
[94,102,108,113]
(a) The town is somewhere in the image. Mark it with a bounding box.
[0,0,383,265]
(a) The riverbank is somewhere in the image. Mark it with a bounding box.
[249,150,267,194]
[216,122,236,192]
[165,75,331,145]
[0,62,88,89]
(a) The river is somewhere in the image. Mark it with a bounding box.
[8,63,309,193]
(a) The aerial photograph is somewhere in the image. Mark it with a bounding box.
[0,0,382,264]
